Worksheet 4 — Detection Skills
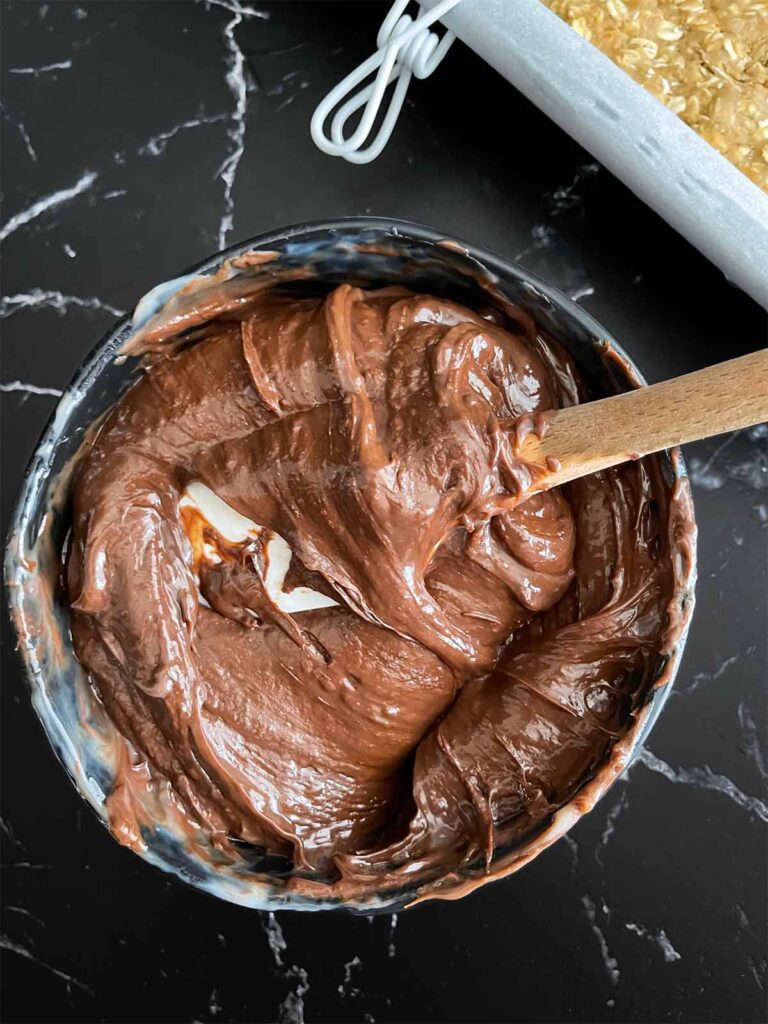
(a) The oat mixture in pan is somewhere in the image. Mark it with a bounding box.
[544,0,768,191]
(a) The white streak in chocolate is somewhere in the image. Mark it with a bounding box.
[180,482,338,612]
[0,171,96,242]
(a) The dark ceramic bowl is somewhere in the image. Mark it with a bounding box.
[5,218,696,911]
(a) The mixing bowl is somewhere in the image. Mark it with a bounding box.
[5,218,696,911]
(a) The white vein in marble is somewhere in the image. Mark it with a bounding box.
[0,380,63,398]
[737,700,768,780]
[568,284,595,302]
[0,289,124,319]
[637,748,768,822]
[0,815,24,850]
[561,832,579,871]
[387,913,398,959]
[210,2,251,249]
[17,122,37,162]
[513,223,556,262]
[685,650,746,695]
[512,163,602,311]
[138,112,228,157]
[5,906,45,929]
[548,162,602,214]
[262,911,286,967]
[735,904,751,930]
[279,966,309,1024]
[260,912,310,1024]
[9,60,72,76]
[688,434,737,489]
[206,0,268,18]
[0,935,93,995]
[729,451,768,491]
[513,218,594,303]
[581,895,620,985]
[203,0,270,250]
[625,922,681,962]
[594,788,630,865]
[0,170,97,243]
[688,429,768,493]
[746,955,766,991]
[1,862,51,870]
[337,955,362,998]
[207,987,222,1018]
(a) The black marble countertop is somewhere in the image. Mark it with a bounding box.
[2,3,767,1023]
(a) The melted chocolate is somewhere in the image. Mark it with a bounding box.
[66,283,682,900]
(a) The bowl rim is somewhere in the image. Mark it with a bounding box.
[4,216,697,911]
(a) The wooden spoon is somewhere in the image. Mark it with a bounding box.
[520,348,768,489]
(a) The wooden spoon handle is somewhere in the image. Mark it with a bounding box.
[520,348,768,489]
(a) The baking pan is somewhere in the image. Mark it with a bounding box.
[422,0,768,309]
